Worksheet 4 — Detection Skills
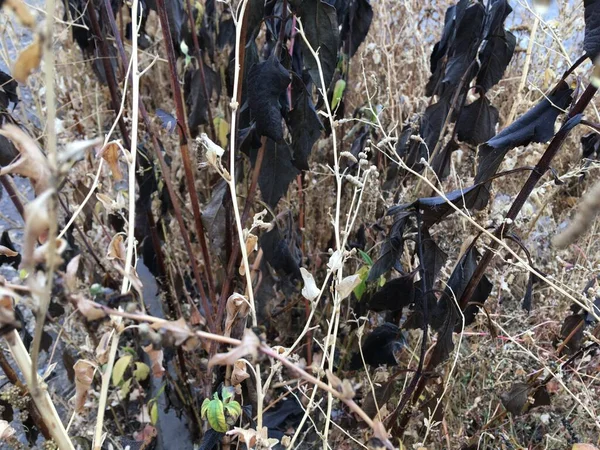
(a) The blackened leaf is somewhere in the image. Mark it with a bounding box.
[559,314,585,355]
[217,18,235,49]
[0,134,18,167]
[262,398,303,431]
[421,227,448,289]
[340,0,373,57]
[431,138,459,180]
[388,184,490,228]
[148,0,186,47]
[476,30,516,93]
[582,132,600,159]
[428,302,459,368]
[201,180,228,260]
[0,231,21,269]
[156,108,177,134]
[0,70,18,108]
[522,272,540,312]
[500,382,531,416]
[260,225,301,278]
[419,99,450,160]
[184,65,220,136]
[367,273,416,312]
[456,95,499,145]
[349,323,404,369]
[246,0,266,43]
[287,79,323,170]
[251,139,299,208]
[482,0,513,38]
[475,81,573,183]
[292,0,339,89]
[584,0,600,59]
[247,56,290,142]
[368,212,411,281]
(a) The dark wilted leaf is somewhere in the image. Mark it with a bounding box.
[456,95,499,145]
[217,18,235,49]
[419,99,450,161]
[389,184,490,228]
[0,134,19,167]
[260,225,301,278]
[584,0,600,59]
[475,81,574,183]
[155,108,177,134]
[0,70,18,108]
[522,272,541,312]
[148,0,186,48]
[237,124,262,155]
[247,55,290,142]
[559,314,585,354]
[500,382,531,416]
[421,227,448,289]
[287,78,323,170]
[340,0,373,57]
[429,302,459,368]
[246,0,266,43]
[367,273,416,312]
[430,139,459,180]
[581,132,600,159]
[482,0,513,38]
[292,0,339,89]
[0,231,21,269]
[476,30,516,92]
[262,398,303,431]
[202,180,228,260]
[185,65,220,136]
[368,212,412,281]
[250,139,299,208]
[349,323,404,369]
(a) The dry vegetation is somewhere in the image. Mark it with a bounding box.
[0,0,600,449]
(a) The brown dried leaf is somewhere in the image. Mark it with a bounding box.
[0,245,18,257]
[100,143,123,181]
[2,0,35,27]
[73,359,95,413]
[95,331,112,365]
[0,288,18,332]
[209,329,260,368]
[65,254,81,292]
[32,238,67,265]
[573,445,600,450]
[150,317,192,347]
[326,369,355,399]
[500,382,531,416]
[238,233,258,275]
[75,295,107,321]
[107,234,126,263]
[0,124,50,195]
[13,37,42,83]
[230,359,250,386]
[143,344,165,378]
[224,293,250,337]
[22,189,52,268]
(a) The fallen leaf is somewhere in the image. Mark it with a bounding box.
[73,359,95,413]
[13,36,42,83]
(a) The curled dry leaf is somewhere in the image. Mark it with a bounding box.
[0,246,18,257]
[0,419,16,440]
[2,0,35,28]
[224,293,250,337]
[0,124,51,195]
[336,273,362,300]
[143,344,165,378]
[300,267,320,301]
[150,317,199,350]
[65,254,81,292]
[32,238,67,265]
[13,36,42,83]
[74,295,107,321]
[326,369,355,399]
[238,233,258,276]
[95,331,112,365]
[100,143,123,181]
[22,189,52,268]
[107,234,126,263]
[73,359,95,413]
[230,359,250,386]
[209,328,260,368]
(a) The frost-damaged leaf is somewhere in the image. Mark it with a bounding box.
[421,227,448,290]
[368,273,416,312]
[184,64,221,136]
[389,184,490,228]
[202,180,227,259]
[499,383,550,416]
[247,55,290,142]
[585,0,600,60]
[582,132,600,159]
[349,323,404,369]
[246,0,266,43]
[476,30,516,92]
[73,360,95,413]
[368,212,411,281]
[418,99,450,161]
[475,81,574,184]
[230,360,250,386]
[224,293,250,338]
[251,139,299,208]
[292,0,339,89]
[22,189,52,268]
[339,0,373,57]
[13,36,42,83]
[0,124,50,196]
[300,268,320,301]
[0,134,18,168]
[287,78,323,171]
[456,95,499,145]
[208,329,260,368]
[260,225,301,278]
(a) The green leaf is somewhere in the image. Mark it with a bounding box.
[120,378,132,397]
[150,401,158,425]
[358,250,373,266]
[221,385,235,402]
[331,79,346,111]
[133,362,150,382]
[201,398,210,418]
[207,398,227,432]
[112,355,132,386]
[224,401,242,425]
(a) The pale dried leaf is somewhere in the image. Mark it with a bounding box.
[75,295,107,321]
[143,344,165,378]
[32,238,67,265]
[0,419,16,440]
[95,331,112,365]
[209,329,260,368]
[336,274,362,300]
[65,254,81,292]
[13,37,42,83]
[573,445,600,450]
[73,360,95,413]
[224,293,250,337]
[22,189,52,268]
[230,360,250,386]
[300,268,320,301]
[2,0,35,27]
[0,246,18,257]
[100,143,123,181]
[150,317,192,347]
[0,124,50,195]
[238,233,258,275]
[107,234,126,263]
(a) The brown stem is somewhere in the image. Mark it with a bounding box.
[102,0,216,332]
[155,0,217,306]
[0,175,25,219]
